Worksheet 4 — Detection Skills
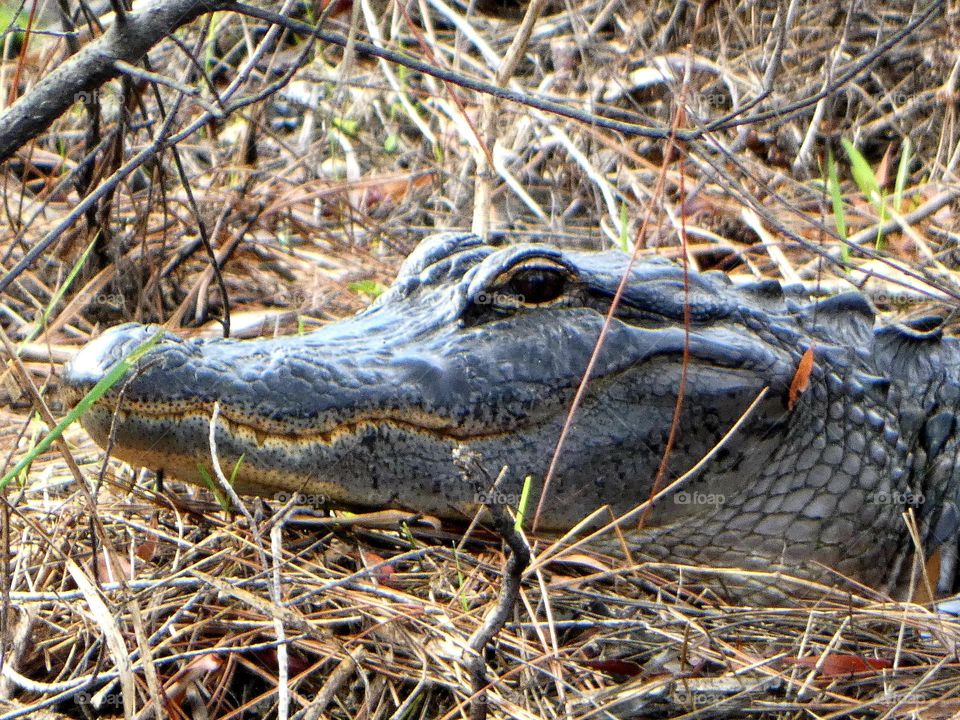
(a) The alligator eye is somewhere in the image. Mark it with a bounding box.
[506,267,568,304]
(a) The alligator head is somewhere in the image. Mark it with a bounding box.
[63,232,927,593]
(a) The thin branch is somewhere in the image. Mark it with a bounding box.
[0,0,230,162]
[464,495,529,720]
[706,0,943,133]
[225,1,681,140]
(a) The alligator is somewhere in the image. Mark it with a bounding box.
[61,232,960,599]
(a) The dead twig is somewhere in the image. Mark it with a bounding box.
[464,497,530,720]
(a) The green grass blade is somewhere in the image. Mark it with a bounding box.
[875,196,889,250]
[618,202,630,252]
[454,547,470,612]
[0,328,165,491]
[348,279,387,300]
[228,454,246,485]
[841,139,882,207]
[826,148,849,264]
[515,475,532,531]
[841,139,889,249]
[23,234,99,345]
[198,465,231,512]
[894,137,911,213]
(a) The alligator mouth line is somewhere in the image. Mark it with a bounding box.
[99,403,530,448]
[80,355,766,452]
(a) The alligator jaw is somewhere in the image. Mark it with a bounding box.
[62,238,799,536]
[63,308,786,530]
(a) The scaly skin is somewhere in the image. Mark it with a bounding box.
[61,232,960,596]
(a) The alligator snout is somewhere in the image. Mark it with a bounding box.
[61,234,786,533]
[62,323,175,400]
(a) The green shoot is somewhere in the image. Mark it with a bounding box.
[617,202,631,252]
[454,546,470,612]
[23,234,99,344]
[399,521,418,546]
[515,475,532,531]
[841,139,887,249]
[228,454,246,485]
[893,137,912,213]
[0,5,29,54]
[841,139,881,205]
[349,279,387,300]
[332,117,359,136]
[198,465,231,512]
[204,13,222,74]
[826,148,848,265]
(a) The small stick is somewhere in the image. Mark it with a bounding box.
[464,495,530,720]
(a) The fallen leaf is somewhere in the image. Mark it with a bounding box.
[164,655,224,708]
[353,549,399,587]
[789,346,815,410]
[782,654,893,677]
[582,659,644,677]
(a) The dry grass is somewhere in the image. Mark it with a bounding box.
[3,1,960,718]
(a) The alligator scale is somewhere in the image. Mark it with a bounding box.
[62,232,960,597]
